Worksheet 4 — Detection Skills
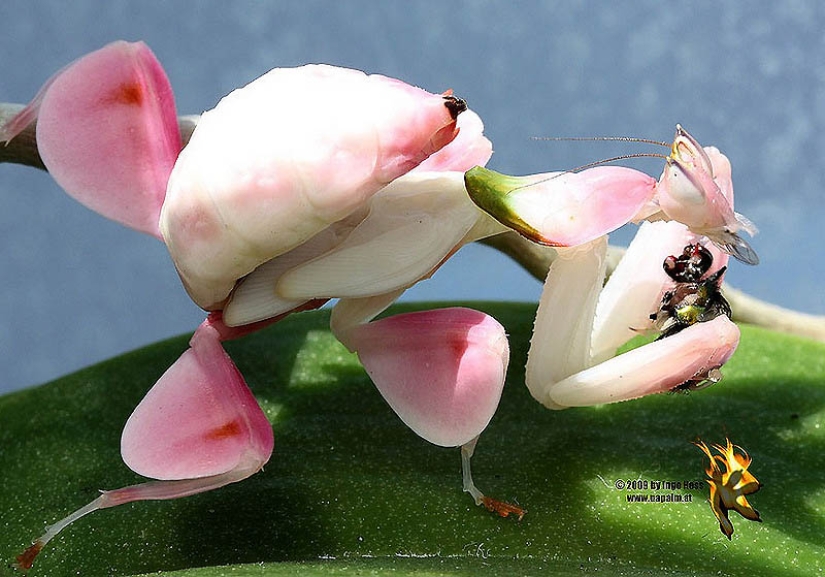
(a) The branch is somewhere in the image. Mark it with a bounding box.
[721,285,825,342]
[4,101,823,342]
[0,103,44,169]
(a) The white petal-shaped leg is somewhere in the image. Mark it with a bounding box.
[330,290,408,343]
[526,220,739,413]
[547,316,740,408]
[229,171,506,329]
[277,172,482,299]
[16,321,273,570]
[526,237,608,409]
[223,214,363,326]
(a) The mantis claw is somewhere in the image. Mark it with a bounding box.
[526,222,739,410]
[480,497,526,521]
[461,437,525,521]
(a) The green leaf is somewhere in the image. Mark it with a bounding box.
[1,303,823,576]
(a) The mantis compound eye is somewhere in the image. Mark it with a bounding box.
[671,124,715,178]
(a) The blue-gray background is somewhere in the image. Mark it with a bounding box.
[1,2,822,394]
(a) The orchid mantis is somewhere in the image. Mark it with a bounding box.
[1,40,757,570]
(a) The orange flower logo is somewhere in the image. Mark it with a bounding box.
[694,438,762,539]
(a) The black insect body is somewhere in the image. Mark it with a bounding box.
[651,244,732,340]
[649,244,733,393]
[662,242,714,284]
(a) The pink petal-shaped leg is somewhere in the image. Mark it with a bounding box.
[16,321,272,570]
[546,316,740,408]
[337,306,522,518]
[10,40,181,238]
[120,322,273,479]
[338,307,508,448]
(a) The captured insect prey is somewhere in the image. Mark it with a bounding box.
[651,244,732,340]
[649,244,733,392]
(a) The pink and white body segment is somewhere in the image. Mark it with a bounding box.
[464,165,657,248]
[160,64,467,310]
[221,110,498,328]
